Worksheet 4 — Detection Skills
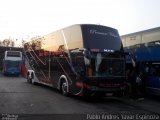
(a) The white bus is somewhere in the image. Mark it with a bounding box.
[3,51,23,76]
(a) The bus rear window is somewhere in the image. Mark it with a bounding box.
[7,52,21,57]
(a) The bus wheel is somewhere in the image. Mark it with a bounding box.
[30,73,36,85]
[61,80,69,96]
[27,74,32,84]
[27,72,33,84]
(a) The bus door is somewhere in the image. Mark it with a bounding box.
[70,50,86,94]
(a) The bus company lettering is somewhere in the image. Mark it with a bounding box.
[39,51,64,56]
[90,29,108,36]
[104,49,114,52]
[90,29,118,38]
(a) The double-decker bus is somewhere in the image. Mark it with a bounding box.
[24,24,127,97]
[121,27,160,96]
[3,51,23,76]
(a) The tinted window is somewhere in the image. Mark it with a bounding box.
[81,24,122,52]
[7,52,21,57]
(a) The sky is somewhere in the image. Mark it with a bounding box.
[0,0,160,45]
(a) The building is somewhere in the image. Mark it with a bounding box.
[121,27,160,49]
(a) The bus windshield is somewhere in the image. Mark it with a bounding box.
[81,25,122,52]
[5,51,22,61]
[86,52,125,77]
[7,51,21,57]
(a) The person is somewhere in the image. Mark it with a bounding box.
[126,53,144,100]
[129,67,138,99]
[125,66,133,97]
[135,72,144,100]
[129,66,145,100]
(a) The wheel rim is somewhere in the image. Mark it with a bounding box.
[62,82,67,95]
[27,75,32,83]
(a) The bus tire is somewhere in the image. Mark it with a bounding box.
[27,73,32,84]
[30,73,36,85]
[61,80,69,96]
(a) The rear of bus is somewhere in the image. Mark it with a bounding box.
[3,51,22,76]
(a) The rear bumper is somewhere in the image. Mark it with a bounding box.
[4,69,20,75]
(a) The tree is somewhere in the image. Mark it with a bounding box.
[11,40,15,47]
[2,39,15,47]
[0,40,2,46]
[21,39,26,47]
[2,39,10,47]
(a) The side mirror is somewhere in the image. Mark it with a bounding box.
[125,52,136,68]
[83,50,91,66]
[84,50,91,59]
[84,57,90,66]
[131,57,136,68]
